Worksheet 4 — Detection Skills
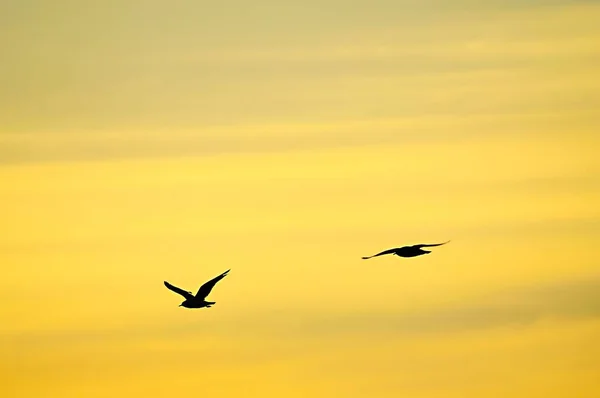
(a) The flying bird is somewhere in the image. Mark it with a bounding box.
[362,241,450,259]
[164,269,230,309]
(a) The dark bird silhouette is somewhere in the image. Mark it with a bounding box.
[164,269,230,309]
[362,241,450,259]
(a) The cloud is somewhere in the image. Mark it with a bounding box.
[4,274,600,348]
[2,107,598,165]
[1,1,599,152]
[237,275,600,337]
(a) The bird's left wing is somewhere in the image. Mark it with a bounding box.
[196,269,230,300]
[361,248,398,259]
[164,281,194,299]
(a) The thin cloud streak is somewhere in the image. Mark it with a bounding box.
[1,110,598,165]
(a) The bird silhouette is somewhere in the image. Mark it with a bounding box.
[164,269,230,308]
[362,241,450,259]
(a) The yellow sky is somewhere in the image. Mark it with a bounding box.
[1,1,600,397]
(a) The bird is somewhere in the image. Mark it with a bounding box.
[164,269,230,309]
[362,241,450,259]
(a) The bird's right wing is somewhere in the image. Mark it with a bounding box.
[164,281,194,299]
[361,248,398,259]
[414,240,450,248]
[196,269,230,300]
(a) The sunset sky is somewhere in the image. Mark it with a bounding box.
[1,1,600,397]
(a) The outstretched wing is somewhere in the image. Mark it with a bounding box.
[196,269,230,300]
[164,281,194,300]
[414,240,450,249]
[361,248,398,259]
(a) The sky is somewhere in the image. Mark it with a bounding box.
[1,0,600,397]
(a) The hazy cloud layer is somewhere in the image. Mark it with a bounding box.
[4,274,600,348]
[1,1,599,163]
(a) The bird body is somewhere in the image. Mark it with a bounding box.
[180,299,216,309]
[362,241,449,259]
[164,269,230,309]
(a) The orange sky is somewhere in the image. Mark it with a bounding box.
[1,1,600,397]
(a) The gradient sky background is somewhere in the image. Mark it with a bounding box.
[1,1,600,397]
